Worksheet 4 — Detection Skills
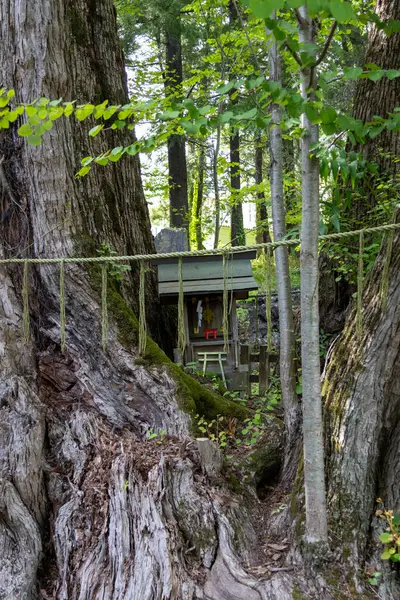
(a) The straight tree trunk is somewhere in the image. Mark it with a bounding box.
[255,136,271,246]
[165,27,189,229]
[229,0,245,247]
[213,124,222,249]
[268,31,299,482]
[190,143,206,250]
[229,113,245,246]
[297,5,328,544]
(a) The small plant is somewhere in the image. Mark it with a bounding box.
[271,503,288,516]
[195,411,266,449]
[223,388,246,406]
[195,414,233,448]
[376,498,400,562]
[97,242,131,282]
[184,361,200,375]
[238,411,264,446]
[147,428,167,441]
[367,571,382,586]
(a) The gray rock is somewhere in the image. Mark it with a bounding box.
[154,228,189,253]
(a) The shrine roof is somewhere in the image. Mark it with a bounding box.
[156,250,258,297]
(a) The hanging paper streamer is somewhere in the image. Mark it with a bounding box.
[139,261,147,355]
[60,260,66,353]
[101,263,108,352]
[356,231,364,340]
[265,247,273,352]
[177,257,186,359]
[222,251,229,353]
[22,260,30,345]
[380,227,394,312]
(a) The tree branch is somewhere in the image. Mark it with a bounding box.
[295,8,307,28]
[284,42,302,66]
[231,0,267,78]
[315,20,337,67]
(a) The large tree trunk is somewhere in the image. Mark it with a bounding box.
[347,0,400,223]
[322,216,400,597]
[0,2,293,599]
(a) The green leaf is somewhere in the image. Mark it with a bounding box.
[369,125,384,139]
[307,0,322,16]
[27,134,42,146]
[26,105,37,117]
[126,143,140,156]
[37,108,48,120]
[75,165,91,178]
[42,120,53,131]
[248,0,285,18]
[343,67,363,80]
[219,111,234,123]
[320,107,337,124]
[367,70,385,81]
[63,104,74,117]
[158,110,180,120]
[381,550,391,560]
[286,0,303,7]
[199,105,212,115]
[8,110,19,123]
[321,122,338,135]
[181,121,201,134]
[233,108,257,120]
[81,156,94,167]
[94,156,109,166]
[88,124,104,137]
[18,123,33,136]
[304,103,320,123]
[386,69,400,80]
[392,553,400,562]
[329,0,356,21]
[49,107,64,120]
[379,533,394,544]
[216,81,235,95]
[7,89,15,99]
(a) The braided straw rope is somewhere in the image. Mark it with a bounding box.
[1,222,399,266]
[10,221,398,352]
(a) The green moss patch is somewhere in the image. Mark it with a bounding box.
[84,256,248,422]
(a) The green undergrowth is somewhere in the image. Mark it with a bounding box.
[85,255,249,422]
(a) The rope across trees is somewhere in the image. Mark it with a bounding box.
[8,221,400,355]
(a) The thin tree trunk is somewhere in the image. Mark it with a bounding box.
[230,125,245,246]
[191,143,206,250]
[229,0,245,247]
[165,27,189,229]
[213,124,221,249]
[255,136,271,246]
[268,29,299,483]
[298,5,328,544]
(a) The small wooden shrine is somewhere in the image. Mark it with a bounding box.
[156,247,258,390]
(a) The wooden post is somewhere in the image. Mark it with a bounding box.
[259,345,270,396]
[241,344,251,398]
